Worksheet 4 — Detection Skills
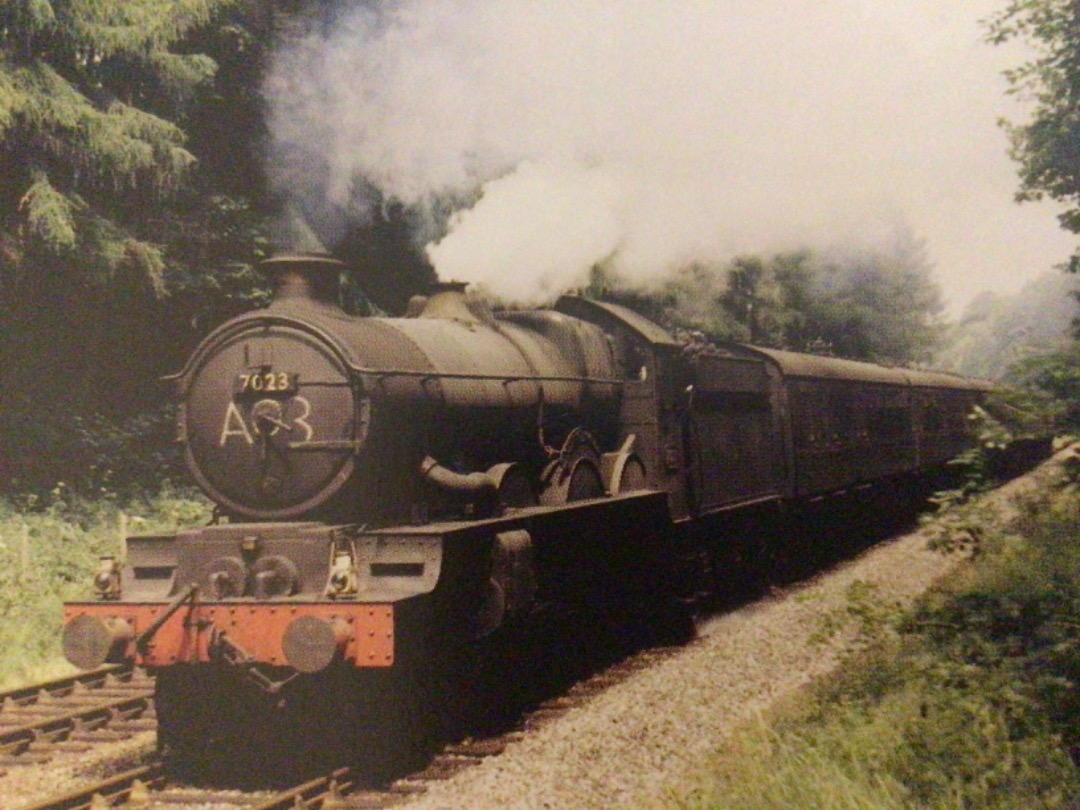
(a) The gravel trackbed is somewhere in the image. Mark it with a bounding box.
[402,468,1047,810]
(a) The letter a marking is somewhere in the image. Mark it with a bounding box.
[219,401,254,446]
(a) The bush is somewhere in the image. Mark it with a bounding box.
[1003,342,1080,432]
[0,402,186,498]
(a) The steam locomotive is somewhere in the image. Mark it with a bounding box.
[61,254,989,776]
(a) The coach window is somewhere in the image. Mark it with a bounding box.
[792,385,815,444]
[625,344,648,381]
[809,386,827,444]
[869,406,910,440]
[924,403,944,434]
[950,407,968,435]
[832,397,857,441]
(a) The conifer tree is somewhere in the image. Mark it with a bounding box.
[0,0,232,294]
[0,0,273,491]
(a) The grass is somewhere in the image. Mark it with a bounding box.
[676,448,1080,809]
[0,484,210,689]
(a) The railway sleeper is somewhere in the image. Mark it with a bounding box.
[45,741,95,754]
[69,729,131,743]
[0,752,53,767]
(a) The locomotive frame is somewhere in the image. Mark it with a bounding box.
[61,254,989,776]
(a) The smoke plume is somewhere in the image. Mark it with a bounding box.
[265,1,1033,306]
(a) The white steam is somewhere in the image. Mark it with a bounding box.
[427,162,623,301]
[266,0,1069,307]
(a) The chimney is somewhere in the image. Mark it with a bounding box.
[260,253,345,306]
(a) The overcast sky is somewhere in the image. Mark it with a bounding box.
[269,0,1076,313]
[865,1,1075,313]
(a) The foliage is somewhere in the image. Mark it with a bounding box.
[986,0,1080,270]
[983,385,1066,442]
[920,403,1059,556]
[0,0,220,289]
[0,0,275,315]
[0,486,210,688]
[0,1,291,495]
[1004,339,1080,429]
[0,0,443,497]
[935,271,1080,434]
[681,451,1080,809]
[935,273,1079,380]
[0,401,186,496]
[594,235,944,365]
[807,235,944,363]
[980,1,1080,446]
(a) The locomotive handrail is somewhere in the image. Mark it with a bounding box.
[286,439,365,451]
[164,311,625,390]
[348,364,623,386]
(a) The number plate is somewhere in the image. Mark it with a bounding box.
[235,371,299,395]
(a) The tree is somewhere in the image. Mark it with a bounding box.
[987,0,1080,270]
[0,1,223,293]
[596,239,943,367]
[808,230,944,364]
[718,256,771,344]
[0,0,274,492]
[935,272,1079,379]
[987,0,1080,430]
[1004,340,1080,427]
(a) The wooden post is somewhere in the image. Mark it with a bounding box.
[20,522,29,581]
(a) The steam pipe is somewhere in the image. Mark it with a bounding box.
[420,456,497,496]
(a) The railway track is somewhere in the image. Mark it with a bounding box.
[0,666,155,769]
[17,644,684,810]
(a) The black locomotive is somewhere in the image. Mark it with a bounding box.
[62,254,989,776]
